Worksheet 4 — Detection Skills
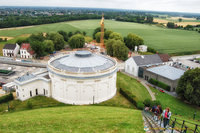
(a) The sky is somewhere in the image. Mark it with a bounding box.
[0,0,200,13]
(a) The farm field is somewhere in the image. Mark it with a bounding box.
[0,19,200,54]
[0,106,144,132]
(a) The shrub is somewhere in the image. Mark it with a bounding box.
[143,98,152,107]
[0,93,14,104]
[137,101,144,110]
[26,101,33,109]
[148,78,170,91]
[147,47,157,53]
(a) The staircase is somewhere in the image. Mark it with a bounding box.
[143,111,179,133]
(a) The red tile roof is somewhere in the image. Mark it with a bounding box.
[21,43,34,55]
[158,54,171,62]
[21,43,30,50]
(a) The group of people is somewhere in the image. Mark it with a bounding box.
[146,105,172,129]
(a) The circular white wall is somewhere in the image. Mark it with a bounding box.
[49,71,117,105]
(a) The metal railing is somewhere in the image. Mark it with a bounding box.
[144,110,200,133]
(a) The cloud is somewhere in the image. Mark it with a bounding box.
[0,0,200,13]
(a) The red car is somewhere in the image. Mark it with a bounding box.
[160,90,165,93]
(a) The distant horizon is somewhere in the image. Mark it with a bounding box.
[0,0,200,14]
[0,5,200,15]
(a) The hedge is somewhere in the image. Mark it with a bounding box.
[119,88,137,106]
[0,93,14,104]
[148,78,171,91]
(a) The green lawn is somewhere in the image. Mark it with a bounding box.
[0,106,144,133]
[0,19,200,54]
[150,87,200,122]
[117,72,151,102]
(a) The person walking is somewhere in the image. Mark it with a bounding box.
[162,107,171,130]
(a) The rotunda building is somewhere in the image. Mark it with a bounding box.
[47,51,118,105]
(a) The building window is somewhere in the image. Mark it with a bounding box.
[46,90,48,95]
[43,89,45,95]
[132,67,134,72]
[17,92,19,97]
[36,89,38,95]
[30,91,32,97]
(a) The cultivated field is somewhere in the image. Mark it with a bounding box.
[0,106,144,132]
[154,17,200,27]
[0,19,200,54]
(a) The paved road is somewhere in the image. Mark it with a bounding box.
[121,71,156,101]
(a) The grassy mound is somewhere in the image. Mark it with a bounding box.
[0,106,144,133]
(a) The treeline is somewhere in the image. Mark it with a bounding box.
[0,14,101,28]
[167,22,200,33]
[0,13,154,28]
[116,15,154,24]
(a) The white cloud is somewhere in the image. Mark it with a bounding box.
[0,0,200,13]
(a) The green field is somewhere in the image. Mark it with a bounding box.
[0,106,144,133]
[117,72,151,102]
[0,19,200,54]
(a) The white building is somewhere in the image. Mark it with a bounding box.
[13,51,118,105]
[138,45,148,52]
[3,43,20,57]
[125,54,163,77]
[20,43,34,59]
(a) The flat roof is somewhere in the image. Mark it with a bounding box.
[147,65,185,80]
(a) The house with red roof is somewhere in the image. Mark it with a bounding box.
[20,43,35,59]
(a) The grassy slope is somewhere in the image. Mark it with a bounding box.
[0,106,144,133]
[117,72,151,102]
[0,20,200,54]
[150,87,200,122]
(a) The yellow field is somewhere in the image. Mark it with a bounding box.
[0,36,14,40]
[154,18,200,27]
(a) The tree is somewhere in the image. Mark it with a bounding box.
[29,33,45,42]
[93,27,106,39]
[43,40,54,54]
[83,31,87,36]
[68,32,73,38]
[124,33,144,50]
[104,30,113,40]
[167,22,175,28]
[146,16,154,23]
[95,32,101,43]
[58,30,68,42]
[30,41,46,58]
[106,39,128,61]
[48,33,65,51]
[69,34,85,49]
[16,38,29,46]
[109,32,123,41]
[112,40,129,61]
[176,68,200,106]
[178,18,182,22]
[106,39,115,56]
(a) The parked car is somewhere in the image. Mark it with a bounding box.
[160,90,165,93]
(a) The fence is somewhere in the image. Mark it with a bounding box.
[144,110,200,133]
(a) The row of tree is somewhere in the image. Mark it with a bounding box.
[0,13,154,28]
[16,30,86,57]
[167,22,200,33]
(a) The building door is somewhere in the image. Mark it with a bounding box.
[43,89,45,95]
[30,91,32,97]
[36,89,38,95]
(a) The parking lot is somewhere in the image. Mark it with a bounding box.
[0,63,46,84]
